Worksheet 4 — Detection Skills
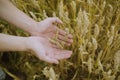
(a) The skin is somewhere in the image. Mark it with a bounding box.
[0,34,72,64]
[0,0,73,64]
[0,0,73,44]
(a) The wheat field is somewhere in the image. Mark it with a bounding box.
[0,0,120,80]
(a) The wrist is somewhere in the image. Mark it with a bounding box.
[25,37,39,51]
[0,34,31,51]
[25,37,33,51]
[18,37,30,51]
[27,21,44,36]
[26,21,39,35]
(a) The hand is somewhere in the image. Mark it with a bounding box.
[31,17,73,46]
[27,36,72,64]
[0,1,73,46]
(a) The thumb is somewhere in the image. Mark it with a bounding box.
[36,51,59,64]
[44,56,59,64]
[49,17,63,24]
[34,49,59,64]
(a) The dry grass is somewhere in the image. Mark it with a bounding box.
[0,0,120,80]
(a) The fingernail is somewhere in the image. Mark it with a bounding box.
[68,40,73,43]
[69,35,73,38]
[67,43,71,46]
[55,61,59,64]
[70,40,73,43]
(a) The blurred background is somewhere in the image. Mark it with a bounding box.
[0,0,120,80]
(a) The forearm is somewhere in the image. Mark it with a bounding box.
[0,34,28,51]
[0,0,37,34]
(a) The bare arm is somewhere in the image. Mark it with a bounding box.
[0,0,37,34]
[0,0,73,45]
[0,33,72,64]
[0,34,28,51]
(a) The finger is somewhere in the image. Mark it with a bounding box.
[36,52,59,64]
[57,38,71,46]
[58,35,73,44]
[44,56,59,64]
[54,53,71,60]
[50,38,71,47]
[51,43,62,49]
[49,17,63,24]
[58,29,73,39]
[66,34,73,39]
[33,44,59,64]
[58,29,66,36]
[54,50,72,60]
[48,38,64,48]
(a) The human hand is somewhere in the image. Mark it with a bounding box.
[31,17,73,46]
[0,1,72,46]
[27,36,72,64]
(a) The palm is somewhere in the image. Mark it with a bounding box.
[36,17,73,45]
[37,18,58,38]
[29,37,72,64]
